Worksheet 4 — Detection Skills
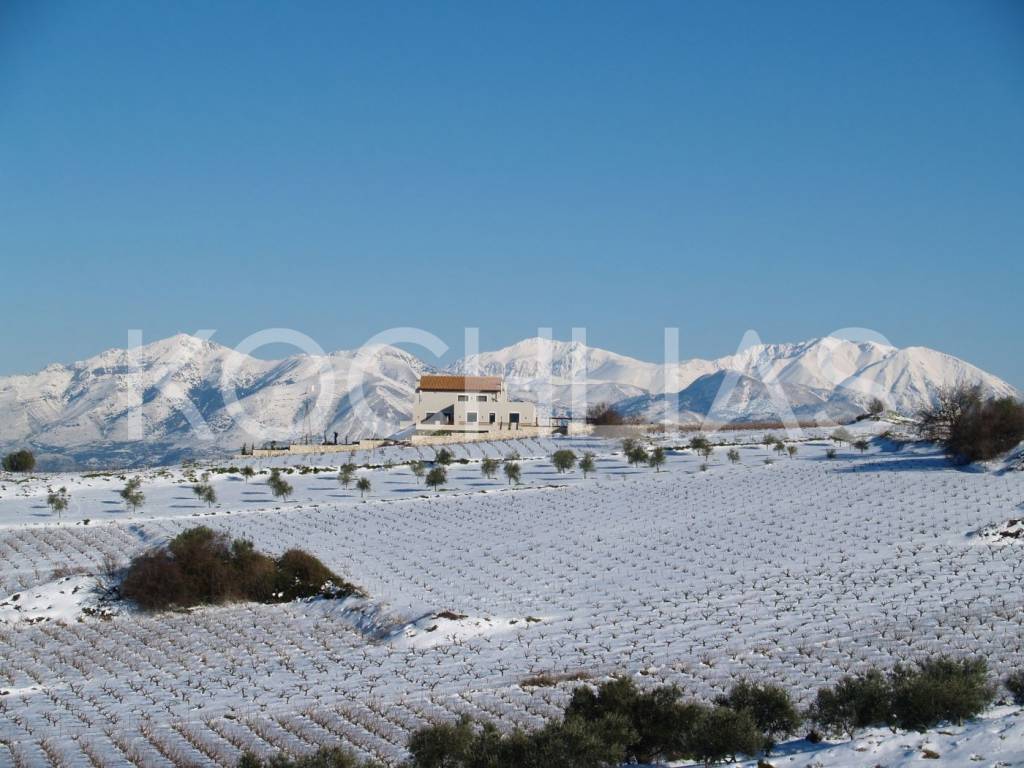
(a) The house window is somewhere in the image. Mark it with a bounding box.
[467,412,478,423]
[457,395,469,402]
[477,395,487,402]
[489,413,496,424]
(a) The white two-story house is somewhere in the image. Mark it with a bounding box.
[411,375,537,435]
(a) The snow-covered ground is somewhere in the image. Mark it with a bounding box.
[1,424,1022,766]
[682,706,1024,768]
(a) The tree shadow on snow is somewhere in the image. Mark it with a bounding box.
[835,454,980,473]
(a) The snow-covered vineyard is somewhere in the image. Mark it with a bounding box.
[2,429,1023,766]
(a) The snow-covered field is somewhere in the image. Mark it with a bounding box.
[1,426,1023,767]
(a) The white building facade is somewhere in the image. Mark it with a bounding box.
[411,375,537,435]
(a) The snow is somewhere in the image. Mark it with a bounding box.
[670,706,1024,768]
[0,574,104,625]
[0,334,1017,468]
[1,424,1023,765]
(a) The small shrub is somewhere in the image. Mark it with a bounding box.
[407,714,632,768]
[337,464,356,488]
[275,548,360,601]
[434,448,454,465]
[504,461,521,485]
[916,384,1024,464]
[552,449,577,473]
[356,477,371,497]
[717,680,801,753]
[192,482,216,507]
[119,549,185,610]
[810,668,891,739]
[830,427,853,445]
[120,526,362,610]
[480,458,499,479]
[238,747,383,768]
[1004,670,1024,705]
[406,717,475,768]
[889,656,994,731]
[425,466,447,490]
[119,476,145,512]
[268,469,293,500]
[410,460,426,483]
[46,487,70,518]
[579,452,596,478]
[627,445,649,467]
[685,705,764,767]
[825,447,837,459]
[648,447,666,472]
[2,449,36,472]
[588,402,627,425]
[564,677,698,763]
[853,439,870,453]
[726,448,741,464]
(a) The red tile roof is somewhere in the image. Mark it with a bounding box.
[418,375,502,392]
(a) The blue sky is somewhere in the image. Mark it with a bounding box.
[1,1,1022,385]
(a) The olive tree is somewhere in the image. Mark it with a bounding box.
[425,466,447,490]
[579,451,596,478]
[552,449,577,473]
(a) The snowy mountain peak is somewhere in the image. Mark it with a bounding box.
[0,333,1016,468]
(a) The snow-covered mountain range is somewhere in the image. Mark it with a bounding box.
[0,334,1017,468]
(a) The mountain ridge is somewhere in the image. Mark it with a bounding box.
[0,334,1016,469]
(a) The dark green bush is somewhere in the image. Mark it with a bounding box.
[275,548,359,601]
[1005,670,1024,705]
[406,713,632,768]
[551,449,577,473]
[917,385,1024,464]
[810,669,892,739]
[716,680,801,753]
[889,656,994,731]
[2,449,36,472]
[120,526,362,610]
[118,549,186,610]
[238,746,383,768]
[564,677,697,763]
[684,705,764,768]
[406,717,476,768]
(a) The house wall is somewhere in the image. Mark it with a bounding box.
[412,388,537,433]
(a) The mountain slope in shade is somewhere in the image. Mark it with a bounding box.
[617,371,839,424]
[0,334,1017,468]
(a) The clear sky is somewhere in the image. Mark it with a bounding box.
[1,1,1022,386]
